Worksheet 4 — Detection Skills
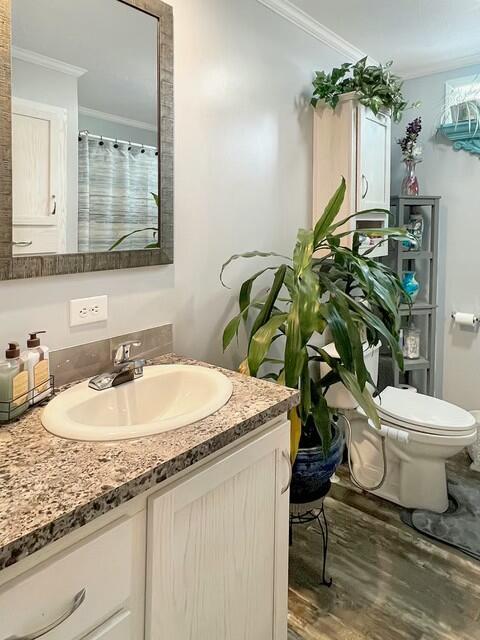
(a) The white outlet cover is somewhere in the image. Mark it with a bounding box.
[70,296,108,327]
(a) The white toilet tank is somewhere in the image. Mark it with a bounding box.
[320,342,380,410]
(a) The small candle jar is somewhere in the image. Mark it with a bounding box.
[403,325,421,360]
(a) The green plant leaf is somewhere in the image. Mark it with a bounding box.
[311,392,332,455]
[313,178,346,247]
[284,298,304,389]
[337,366,380,429]
[219,251,290,287]
[108,227,158,251]
[222,314,242,352]
[248,313,288,377]
[250,265,287,340]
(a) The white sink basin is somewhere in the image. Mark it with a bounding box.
[42,365,233,441]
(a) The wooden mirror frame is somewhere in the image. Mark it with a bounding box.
[0,0,173,281]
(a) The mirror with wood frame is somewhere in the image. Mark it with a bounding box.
[0,0,173,281]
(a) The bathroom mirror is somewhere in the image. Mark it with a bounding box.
[0,0,173,280]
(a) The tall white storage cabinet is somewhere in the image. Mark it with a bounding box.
[313,92,391,257]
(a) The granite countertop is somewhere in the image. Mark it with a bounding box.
[0,354,299,571]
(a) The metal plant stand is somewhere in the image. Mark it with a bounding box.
[289,482,332,587]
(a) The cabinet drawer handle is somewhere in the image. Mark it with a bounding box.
[362,174,369,199]
[281,450,293,495]
[6,588,86,639]
[11,241,33,247]
[50,195,57,216]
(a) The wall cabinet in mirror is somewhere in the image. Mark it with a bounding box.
[0,0,173,281]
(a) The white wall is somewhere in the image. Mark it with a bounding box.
[0,0,342,369]
[392,63,480,408]
[12,58,79,253]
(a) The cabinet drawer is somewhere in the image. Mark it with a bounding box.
[0,517,136,640]
[81,610,132,640]
[12,225,58,255]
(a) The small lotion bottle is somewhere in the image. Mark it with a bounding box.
[0,343,29,422]
[26,331,51,405]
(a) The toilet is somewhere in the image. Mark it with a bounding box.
[321,343,477,513]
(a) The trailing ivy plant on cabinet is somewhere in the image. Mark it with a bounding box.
[313,92,391,257]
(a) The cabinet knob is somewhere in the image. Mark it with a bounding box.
[5,588,86,639]
[281,450,293,495]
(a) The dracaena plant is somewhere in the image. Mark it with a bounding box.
[221,179,407,459]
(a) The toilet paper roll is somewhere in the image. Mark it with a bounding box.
[453,312,478,327]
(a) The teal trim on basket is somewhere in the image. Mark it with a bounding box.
[438,122,480,157]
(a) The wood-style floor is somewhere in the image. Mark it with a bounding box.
[288,452,480,640]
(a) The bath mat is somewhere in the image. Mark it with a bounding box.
[401,478,480,561]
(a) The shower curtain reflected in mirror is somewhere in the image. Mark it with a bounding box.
[78,134,158,253]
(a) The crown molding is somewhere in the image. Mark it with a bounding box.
[399,52,480,80]
[12,46,87,77]
[78,106,157,132]
[256,0,370,62]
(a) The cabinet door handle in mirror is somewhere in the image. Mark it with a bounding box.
[11,241,33,247]
[50,195,56,216]
[281,450,293,495]
[6,588,86,640]
[362,174,369,199]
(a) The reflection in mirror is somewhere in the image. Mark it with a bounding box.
[11,0,159,256]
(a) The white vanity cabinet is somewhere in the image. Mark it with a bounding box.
[0,418,291,640]
[313,92,391,257]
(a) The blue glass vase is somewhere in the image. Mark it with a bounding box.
[402,271,420,302]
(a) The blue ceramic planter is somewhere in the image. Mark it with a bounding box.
[290,424,345,504]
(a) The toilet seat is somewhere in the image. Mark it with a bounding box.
[374,387,476,436]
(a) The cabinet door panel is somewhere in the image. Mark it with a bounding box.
[146,422,290,640]
[357,107,391,211]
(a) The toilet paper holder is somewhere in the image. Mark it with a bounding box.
[451,311,480,327]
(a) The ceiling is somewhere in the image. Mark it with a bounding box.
[289,0,480,78]
[12,0,158,126]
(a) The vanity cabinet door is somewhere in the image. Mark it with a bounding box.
[146,420,291,640]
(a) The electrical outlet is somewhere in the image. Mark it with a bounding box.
[70,296,108,327]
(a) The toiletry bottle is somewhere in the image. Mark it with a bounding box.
[26,331,51,405]
[0,343,29,422]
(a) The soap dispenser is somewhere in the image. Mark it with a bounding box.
[26,331,51,404]
[0,343,29,422]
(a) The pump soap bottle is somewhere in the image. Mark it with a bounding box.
[26,331,51,404]
[0,343,29,422]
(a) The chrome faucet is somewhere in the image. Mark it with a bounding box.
[88,341,146,391]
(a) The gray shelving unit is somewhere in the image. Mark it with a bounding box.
[379,196,440,396]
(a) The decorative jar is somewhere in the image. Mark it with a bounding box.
[403,325,421,360]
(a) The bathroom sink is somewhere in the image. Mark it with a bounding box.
[41,365,233,441]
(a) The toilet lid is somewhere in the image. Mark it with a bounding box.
[374,387,476,435]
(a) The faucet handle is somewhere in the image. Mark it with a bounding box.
[114,340,141,365]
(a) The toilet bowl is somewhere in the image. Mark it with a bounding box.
[321,343,477,513]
